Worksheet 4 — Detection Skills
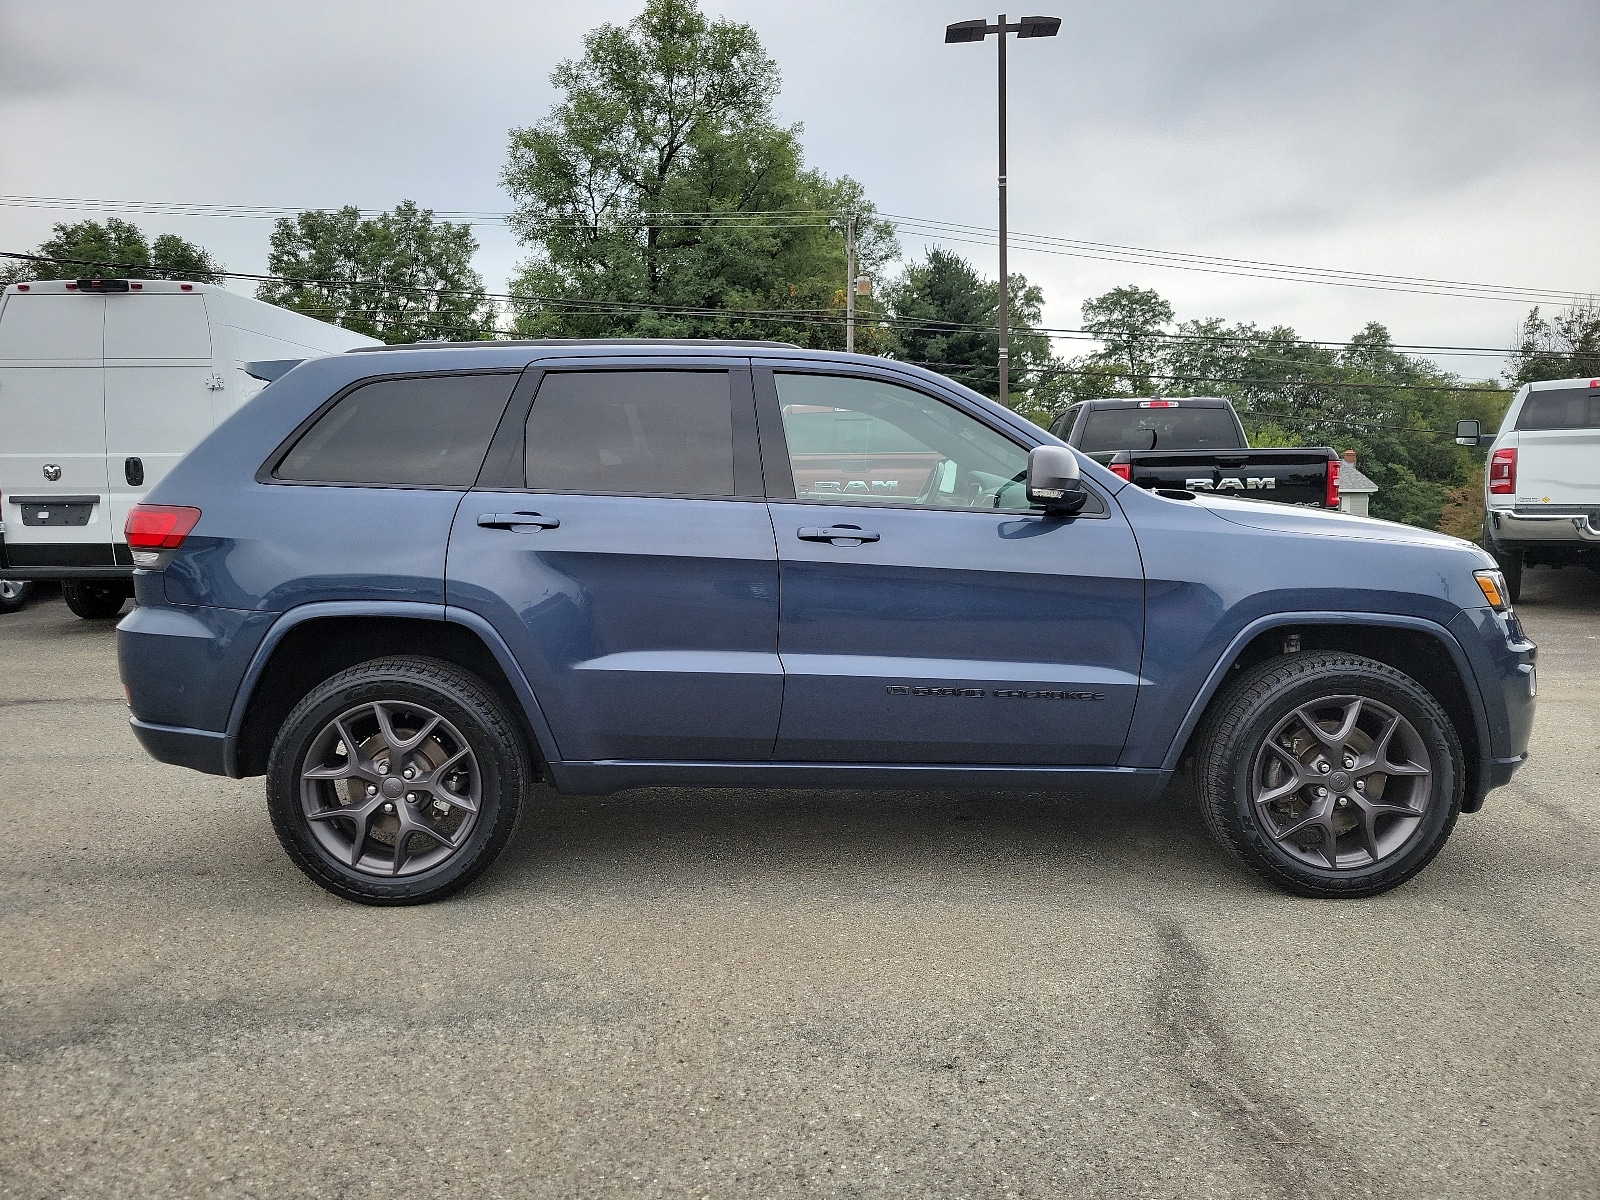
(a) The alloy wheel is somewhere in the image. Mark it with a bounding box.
[1251,694,1433,871]
[299,700,481,877]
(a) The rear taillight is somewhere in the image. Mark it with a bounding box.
[1325,459,1341,509]
[125,504,201,567]
[1488,447,1516,495]
[1109,461,1133,482]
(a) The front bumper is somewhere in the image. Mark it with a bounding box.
[1449,606,1537,812]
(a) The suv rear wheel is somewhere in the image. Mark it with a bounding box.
[1196,652,1463,898]
[266,656,530,905]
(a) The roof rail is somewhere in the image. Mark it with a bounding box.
[348,337,801,354]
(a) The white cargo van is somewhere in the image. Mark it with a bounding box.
[1459,376,1600,601]
[0,279,377,617]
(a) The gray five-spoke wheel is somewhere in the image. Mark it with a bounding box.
[300,700,481,877]
[1251,694,1433,871]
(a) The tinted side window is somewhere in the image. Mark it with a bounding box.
[277,373,516,486]
[1516,388,1600,431]
[775,372,1032,510]
[524,370,734,496]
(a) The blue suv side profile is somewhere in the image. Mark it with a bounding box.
[117,341,1537,904]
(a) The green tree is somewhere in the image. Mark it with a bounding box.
[256,202,494,343]
[1507,302,1600,384]
[1079,285,1175,394]
[883,247,1050,409]
[3,217,223,283]
[502,0,895,347]
[1045,284,1513,530]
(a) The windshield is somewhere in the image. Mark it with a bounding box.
[1516,388,1600,431]
[1077,406,1244,453]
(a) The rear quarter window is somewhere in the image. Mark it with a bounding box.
[275,372,516,486]
[1515,388,1600,431]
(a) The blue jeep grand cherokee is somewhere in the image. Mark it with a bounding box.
[117,341,1536,905]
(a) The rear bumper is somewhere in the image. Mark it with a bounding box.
[1488,508,1600,547]
[129,717,230,776]
[0,534,134,580]
[0,564,135,581]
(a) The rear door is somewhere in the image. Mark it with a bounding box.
[0,292,112,568]
[103,291,219,548]
[759,364,1146,765]
[1511,385,1600,513]
[445,359,782,763]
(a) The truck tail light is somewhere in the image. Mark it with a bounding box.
[1109,461,1133,482]
[125,504,201,566]
[1488,447,1516,494]
[1325,459,1340,509]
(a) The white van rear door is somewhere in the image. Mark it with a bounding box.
[1511,385,1600,511]
[0,293,111,560]
[103,293,217,540]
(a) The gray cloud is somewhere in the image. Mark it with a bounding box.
[2,0,1595,376]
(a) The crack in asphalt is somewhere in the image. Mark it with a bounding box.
[1143,911,1386,1200]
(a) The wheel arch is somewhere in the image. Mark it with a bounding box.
[1164,613,1491,812]
[227,602,559,778]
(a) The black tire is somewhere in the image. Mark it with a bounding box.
[0,580,33,614]
[61,580,129,619]
[1196,652,1463,898]
[266,656,531,905]
[1482,519,1523,603]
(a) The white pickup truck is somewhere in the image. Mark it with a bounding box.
[1459,376,1600,601]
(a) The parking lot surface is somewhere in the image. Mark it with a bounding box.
[2,569,1596,1200]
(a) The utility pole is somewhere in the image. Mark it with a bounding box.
[845,213,857,354]
[945,13,1060,409]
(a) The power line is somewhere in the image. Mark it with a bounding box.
[3,192,1592,307]
[0,249,1522,380]
[901,360,1509,395]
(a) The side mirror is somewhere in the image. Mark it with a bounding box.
[1455,419,1482,447]
[1026,445,1088,515]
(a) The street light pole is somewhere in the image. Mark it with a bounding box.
[946,14,1060,410]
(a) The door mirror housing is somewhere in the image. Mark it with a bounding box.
[1455,419,1482,447]
[1026,445,1089,514]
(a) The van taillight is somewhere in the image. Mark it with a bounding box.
[125,504,201,550]
[1110,462,1133,481]
[1325,459,1341,509]
[1488,448,1516,494]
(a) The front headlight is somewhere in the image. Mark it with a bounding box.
[1474,569,1512,612]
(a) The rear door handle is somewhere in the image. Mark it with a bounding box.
[477,511,560,531]
[797,524,880,545]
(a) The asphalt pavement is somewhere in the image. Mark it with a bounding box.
[2,568,1596,1199]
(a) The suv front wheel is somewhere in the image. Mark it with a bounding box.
[267,656,530,905]
[1196,652,1463,898]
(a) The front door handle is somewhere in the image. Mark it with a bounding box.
[477,511,560,531]
[798,524,880,546]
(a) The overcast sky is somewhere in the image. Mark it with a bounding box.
[3,0,1596,379]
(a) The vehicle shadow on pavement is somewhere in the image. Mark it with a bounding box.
[473,774,1261,904]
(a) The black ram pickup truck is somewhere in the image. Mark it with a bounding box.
[1049,397,1341,508]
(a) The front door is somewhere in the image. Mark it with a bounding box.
[446,361,782,763]
[760,366,1146,765]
